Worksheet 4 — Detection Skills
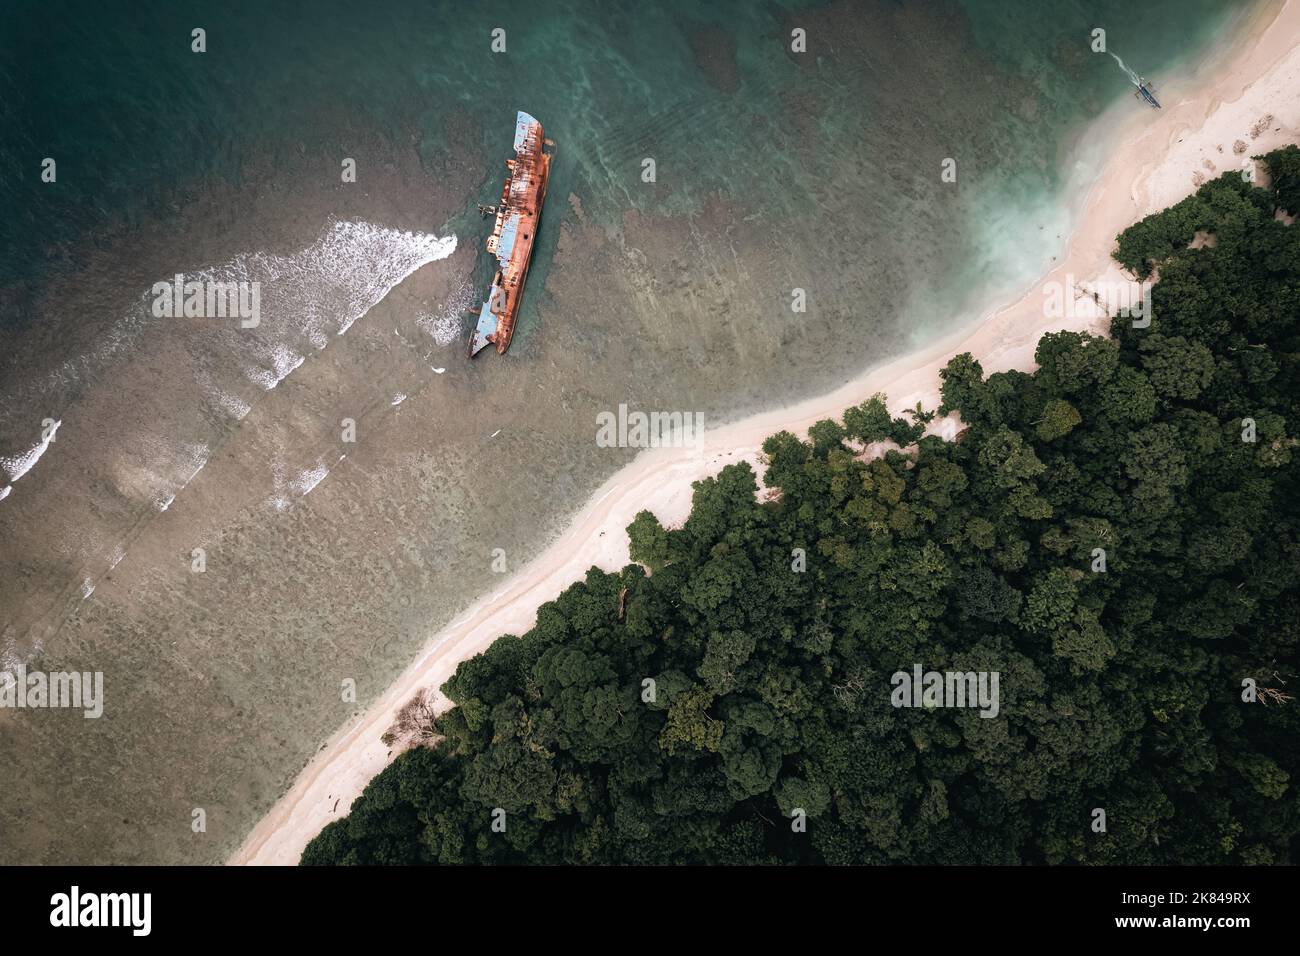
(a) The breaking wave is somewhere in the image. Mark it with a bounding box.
[417,276,476,347]
[0,222,456,504]
[0,419,61,484]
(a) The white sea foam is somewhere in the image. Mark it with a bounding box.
[1109,52,1142,87]
[268,455,290,512]
[246,343,306,390]
[0,486,10,502]
[210,385,252,421]
[212,222,458,394]
[0,419,62,483]
[391,393,407,406]
[292,463,329,497]
[418,309,465,347]
[13,221,455,421]
[6,222,457,530]
[142,443,210,512]
[5,629,45,671]
[182,445,210,482]
[1,640,31,673]
[418,277,475,347]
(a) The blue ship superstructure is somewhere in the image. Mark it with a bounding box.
[468,111,554,357]
[1136,77,1161,109]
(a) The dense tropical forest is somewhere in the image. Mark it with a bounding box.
[302,147,1300,865]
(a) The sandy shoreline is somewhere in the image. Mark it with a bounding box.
[232,1,1300,865]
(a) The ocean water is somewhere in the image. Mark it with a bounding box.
[0,0,1263,862]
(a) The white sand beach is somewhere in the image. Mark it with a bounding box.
[232,0,1300,865]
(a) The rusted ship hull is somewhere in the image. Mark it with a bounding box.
[469,111,554,357]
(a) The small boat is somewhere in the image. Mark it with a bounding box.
[1135,77,1161,109]
[468,111,555,357]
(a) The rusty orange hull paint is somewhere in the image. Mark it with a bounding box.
[468,112,554,358]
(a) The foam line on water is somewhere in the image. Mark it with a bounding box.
[21,223,452,518]
[1110,51,1142,86]
[0,419,62,485]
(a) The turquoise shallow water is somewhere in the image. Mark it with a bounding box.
[0,0,1261,419]
[0,0,1264,863]
[3,0,1249,291]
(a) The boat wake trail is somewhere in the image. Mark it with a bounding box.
[1109,52,1142,86]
